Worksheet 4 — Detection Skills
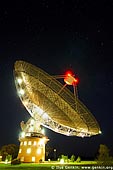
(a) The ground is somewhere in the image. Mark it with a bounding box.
[0,161,113,170]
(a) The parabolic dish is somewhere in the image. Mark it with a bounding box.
[14,60,101,137]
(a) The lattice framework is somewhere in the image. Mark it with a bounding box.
[14,61,101,137]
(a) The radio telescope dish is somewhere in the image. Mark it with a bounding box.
[14,60,101,137]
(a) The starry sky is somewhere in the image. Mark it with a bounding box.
[0,0,113,158]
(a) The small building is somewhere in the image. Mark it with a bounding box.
[18,132,49,163]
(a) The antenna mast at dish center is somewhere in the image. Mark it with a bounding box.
[52,70,79,112]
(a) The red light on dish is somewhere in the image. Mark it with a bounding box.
[65,70,73,77]
[73,77,79,85]
[64,70,79,85]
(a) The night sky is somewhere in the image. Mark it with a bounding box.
[0,0,113,158]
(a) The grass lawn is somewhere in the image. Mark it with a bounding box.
[0,163,51,170]
[0,161,113,170]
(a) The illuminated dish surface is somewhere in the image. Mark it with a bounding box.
[14,60,101,137]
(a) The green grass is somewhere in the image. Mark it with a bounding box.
[0,163,51,170]
[0,161,113,170]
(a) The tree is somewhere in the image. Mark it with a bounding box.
[5,154,12,162]
[97,144,113,164]
[70,154,75,162]
[61,155,68,162]
[76,156,81,163]
[58,154,69,163]
[0,144,19,161]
